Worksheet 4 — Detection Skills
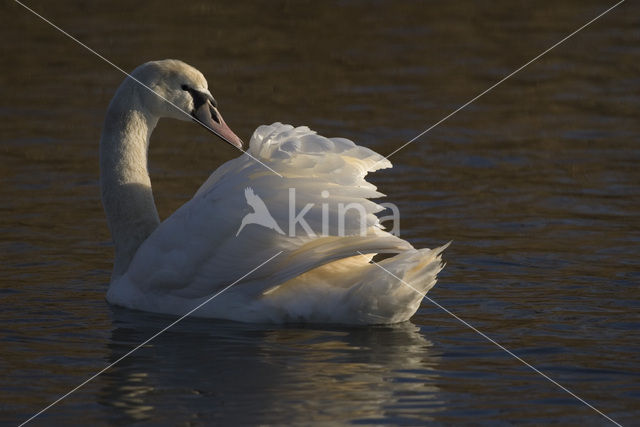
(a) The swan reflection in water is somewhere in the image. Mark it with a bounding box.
[97,307,443,425]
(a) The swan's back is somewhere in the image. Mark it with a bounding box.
[107,123,447,324]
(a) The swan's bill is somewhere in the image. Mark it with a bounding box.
[193,99,243,149]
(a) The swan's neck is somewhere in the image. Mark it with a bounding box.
[100,89,160,280]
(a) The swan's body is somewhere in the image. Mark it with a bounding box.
[102,60,447,324]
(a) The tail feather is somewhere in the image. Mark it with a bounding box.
[255,243,449,324]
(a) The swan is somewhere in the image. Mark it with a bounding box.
[101,59,448,324]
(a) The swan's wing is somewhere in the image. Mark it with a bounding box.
[119,123,416,300]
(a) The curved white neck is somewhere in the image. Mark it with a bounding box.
[100,85,160,280]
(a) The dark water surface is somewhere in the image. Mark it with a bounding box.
[1,0,639,425]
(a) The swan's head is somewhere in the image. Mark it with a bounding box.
[129,59,243,149]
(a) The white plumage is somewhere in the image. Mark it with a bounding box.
[102,60,448,324]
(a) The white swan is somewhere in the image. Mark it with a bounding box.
[101,59,448,324]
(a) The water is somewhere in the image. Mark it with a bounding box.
[1,0,639,425]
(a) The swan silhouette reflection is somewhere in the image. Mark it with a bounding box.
[98,307,443,424]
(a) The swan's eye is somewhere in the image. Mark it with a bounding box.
[181,84,190,91]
